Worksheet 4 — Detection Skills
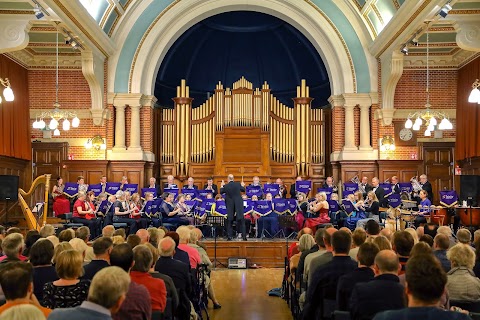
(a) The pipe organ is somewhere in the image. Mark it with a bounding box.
[160,77,325,181]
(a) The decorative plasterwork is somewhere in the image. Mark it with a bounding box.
[0,15,33,54]
[380,50,404,111]
[4,49,83,69]
[403,50,478,69]
[454,15,480,51]
[81,50,105,114]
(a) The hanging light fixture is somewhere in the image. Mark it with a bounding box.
[85,136,106,151]
[380,135,395,151]
[32,27,79,135]
[0,78,14,103]
[404,22,453,136]
[469,79,480,104]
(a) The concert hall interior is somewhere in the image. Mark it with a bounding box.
[1,1,480,319]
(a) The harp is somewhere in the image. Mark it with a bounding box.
[18,174,51,231]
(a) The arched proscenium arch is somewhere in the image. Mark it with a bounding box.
[110,0,373,97]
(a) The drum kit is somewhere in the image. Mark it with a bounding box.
[384,200,449,230]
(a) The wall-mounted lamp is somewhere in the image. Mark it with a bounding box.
[439,3,452,18]
[469,79,480,104]
[85,136,106,151]
[0,78,14,103]
[380,135,395,152]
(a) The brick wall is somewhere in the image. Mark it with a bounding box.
[332,106,344,152]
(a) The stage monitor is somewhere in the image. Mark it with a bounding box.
[460,175,480,205]
[0,175,19,201]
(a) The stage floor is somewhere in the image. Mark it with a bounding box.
[203,237,290,268]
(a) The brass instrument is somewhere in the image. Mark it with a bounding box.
[18,174,50,231]
[384,178,391,183]
[410,176,423,193]
[351,175,365,194]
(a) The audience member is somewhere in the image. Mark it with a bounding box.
[144,242,179,313]
[290,234,314,272]
[446,244,480,301]
[75,227,95,262]
[0,233,26,263]
[52,242,73,264]
[393,231,414,275]
[39,225,55,238]
[350,250,406,320]
[288,228,312,259]
[136,230,149,245]
[131,245,167,312]
[43,250,90,309]
[29,239,58,306]
[126,235,141,249]
[424,223,438,239]
[373,236,392,251]
[111,236,124,246]
[379,228,393,243]
[434,234,451,272]
[419,234,434,247]
[83,237,112,281]
[302,229,326,281]
[456,229,473,248]
[102,225,115,238]
[69,238,88,261]
[404,228,419,244]
[304,230,356,319]
[438,226,456,248]
[373,254,470,320]
[307,228,337,286]
[349,228,367,261]
[0,226,5,239]
[410,241,432,257]
[416,226,424,239]
[365,220,380,238]
[156,237,192,319]
[0,304,46,320]
[176,226,201,269]
[109,243,151,320]
[6,228,21,236]
[48,266,130,320]
[23,234,41,257]
[46,236,59,248]
[58,229,75,243]
[113,229,126,241]
[0,262,51,317]
[336,242,379,311]
[165,231,190,267]
[147,228,161,248]
[474,235,480,278]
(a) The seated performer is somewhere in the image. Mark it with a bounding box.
[415,190,431,228]
[130,192,148,230]
[77,176,88,194]
[345,192,367,230]
[296,192,308,229]
[203,177,218,197]
[323,176,338,194]
[304,192,330,230]
[52,177,70,216]
[256,193,278,238]
[419,174,433,202]
[160,192,190,227]
[371,177,387,207]
[391,176,401,194]
[183,177,198,190]
[356,191,380,229]
[113,190,138,234]
[143,192,161,227]
[275,178,288,198]
[145,177,161,196]
[360,176,372,199]
[72,191,100,238]
[120,176,129,191]
[176,194,194,225]
[242,194,254,237]
[163,175,178,190]
[100,175,107,193]
[290,176,303,198]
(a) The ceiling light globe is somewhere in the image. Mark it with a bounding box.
[424,130,431,137]
[414,117,422,126]
[412,123,420,131]
[39,119,45,129]
[430,117,437,126]
[405,119,413,129]
[62,119,70,131]
[427,124,435,132]
[3,87,14,101]
[469,88,480,103]
[72,117,80,128]
[49,118,58,130]
[53,128,60,136]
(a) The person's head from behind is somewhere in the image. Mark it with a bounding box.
[89,266,130,314]
[58,229,75,242]
[75,226,90,242]
[55,249,84,280]
[352,228,367,248]
[159,237,176,257]
[357,242,380,267]
[437,226,452,237]
[1,233,24,259]
[52,242,73,264]
[0,262,33,301]
[373,236,392,251]
[131,245,153,273]
[405,254,447,306]
[113,228,126,240]
[0,304,45,320]
[6,228,21,236]
[39,224,55,238]
[447,244,475,270]
[69,238,88,258]
[298,234,315,252]
[323,227,337,250]
[102,225,115,238]
[29,239,54,266]
[314,229,325,248]
[433,234,450,251]
[374,250,400,276]
[126,234,141,249]
[393,231,414,257]
[419,234,434,247]
[365,220,380,236]
[331,230,352,255]
[176,226,191,244]
[93,237,113,258]
[110,243,134,272]
[165,231,180,247]
[456,229,472,245]
[410,241,432,257]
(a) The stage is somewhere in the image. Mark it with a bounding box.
[203,238,289,268]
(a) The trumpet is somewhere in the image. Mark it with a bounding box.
[351,175,366,194]
[410,176,423,193]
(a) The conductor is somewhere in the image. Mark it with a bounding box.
[220,174,247,241]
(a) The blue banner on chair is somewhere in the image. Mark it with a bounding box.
[295,180,312,195]
[254,200,273,216]
[287,199,298,215]
[197,189,213,200]
[63,183,79,198]
[105,183,121,195]
[273,198,289,215]
[246,185,263,198]
[343,183,358,193]
[263,184,280,197]
[88,184,102,197]
[123,184,138,194]
[164,188,179,200]
[212,200,227,217]
[399,183,413,193]
[388,193,402,208]
[316,188,333,200]
[141,188,157,199]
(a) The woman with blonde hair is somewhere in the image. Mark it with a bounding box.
[52,242,73,264]
[356,191,380,229]
[447,244,480,301]
[0,304,46,320]
[43,250,90,309]
[304,192,330,231]
[290,234,315,274]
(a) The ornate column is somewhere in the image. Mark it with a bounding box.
[343,104,357,151]
[113,105,126,151]
[129,105,141,150]
[359,104,372,150]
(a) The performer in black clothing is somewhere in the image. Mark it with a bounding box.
[322,176,339,194]
[290,176,302,198]
[203,177,218,197]
[163,175,178,191]
[220,174,247,241]
[371,177,387,208]
[183,177,198,190]
[419,174,433,202]
[145,177,161,196]
[391,176,401,194]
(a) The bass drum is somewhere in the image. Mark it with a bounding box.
[431,207,448,226]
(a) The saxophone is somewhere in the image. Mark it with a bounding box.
[351,175,365,194]
[410,176,423,193]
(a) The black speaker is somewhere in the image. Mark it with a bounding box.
[0,175,19,201]
[460,175,480,205]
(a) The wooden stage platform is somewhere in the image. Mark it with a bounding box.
[203,238,289,268]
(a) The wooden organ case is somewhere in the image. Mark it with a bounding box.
[158,77,326,186]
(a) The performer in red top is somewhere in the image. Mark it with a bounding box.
[304,192,330,232]
[52,177,70,216]
[72,191,100,238]
[130,193,148,230]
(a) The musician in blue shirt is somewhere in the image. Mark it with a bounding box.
[415,190,431,228]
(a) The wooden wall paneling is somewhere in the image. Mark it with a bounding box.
[459,157,480,176]
[145,162,156,181]
[377,160,422,183]
[61,160,108,184]
[338,161,377,183]
[108,161,146,186]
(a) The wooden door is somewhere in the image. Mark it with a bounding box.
[422,143,455,204]
[32,142,68,180]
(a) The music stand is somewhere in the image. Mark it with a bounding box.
[278,215,298,240]
[206,215,227,269]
